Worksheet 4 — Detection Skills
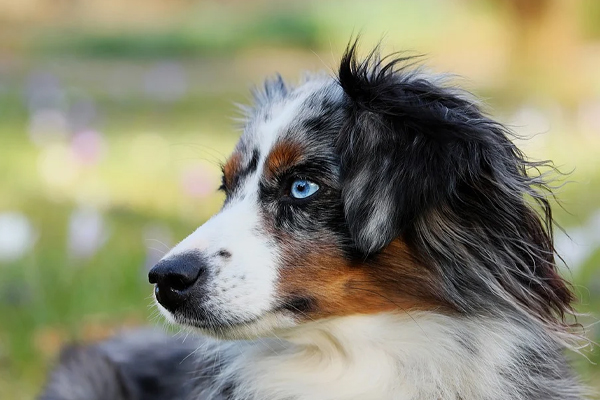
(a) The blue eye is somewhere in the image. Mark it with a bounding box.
[290,179,319,199]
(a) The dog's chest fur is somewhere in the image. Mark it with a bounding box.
[191,313,578,400]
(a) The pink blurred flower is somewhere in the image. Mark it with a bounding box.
[71,129,107,165]
[180,163,219,199]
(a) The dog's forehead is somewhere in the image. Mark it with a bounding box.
[236,76,344,164]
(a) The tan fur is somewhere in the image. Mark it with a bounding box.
[277,239,443,320]
[263,140,305,180]
[222,152,242,190]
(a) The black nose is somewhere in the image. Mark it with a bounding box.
[148,252,207,311]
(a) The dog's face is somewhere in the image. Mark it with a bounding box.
[149,44,573,339]
[149,76,435,338]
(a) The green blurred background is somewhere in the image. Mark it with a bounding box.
[0,0,599,398]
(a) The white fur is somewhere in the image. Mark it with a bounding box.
[158,91,314,333]
[193,312,545,400]
[161,197,280,327]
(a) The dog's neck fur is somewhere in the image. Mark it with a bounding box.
[196,312,579,400]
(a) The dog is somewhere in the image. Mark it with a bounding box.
[39,41,588,400]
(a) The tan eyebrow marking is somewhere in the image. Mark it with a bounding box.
[264,140,305,179]
[222,152,242,189]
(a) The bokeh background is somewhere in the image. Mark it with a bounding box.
[1,0,599,397]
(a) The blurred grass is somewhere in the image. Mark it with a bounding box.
[1,0,599,399]
[0,119,233,399]
[32,12,320,58]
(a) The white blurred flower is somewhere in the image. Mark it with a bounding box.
[555,228,592,272]
[38,143,80,190]
[555,209,600,272]
[0,212,36,262]
[67,207,108,259]
[28,108,70,146]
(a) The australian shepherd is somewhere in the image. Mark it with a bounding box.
[40,42,588,400]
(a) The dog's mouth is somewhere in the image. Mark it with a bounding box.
[182,313,261,331]
[159,300,301,340]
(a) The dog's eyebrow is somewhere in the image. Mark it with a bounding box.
[263,139,305,179]
[222,148,261,190]
[222,152,242,188]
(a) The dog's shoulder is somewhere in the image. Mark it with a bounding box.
[39,328,212,400]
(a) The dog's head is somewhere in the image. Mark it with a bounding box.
[149,43,574,339]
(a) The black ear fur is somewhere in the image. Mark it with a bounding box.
[336,42,513,254]
[336,41,575,324]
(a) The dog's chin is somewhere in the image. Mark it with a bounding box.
[157,303,297,340]
[194,313,297,340]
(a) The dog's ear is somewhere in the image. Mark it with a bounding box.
[336,42,494,254]
[336,42,575,323]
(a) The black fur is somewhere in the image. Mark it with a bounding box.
[39,330,200,400]
[336,41,574,328]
